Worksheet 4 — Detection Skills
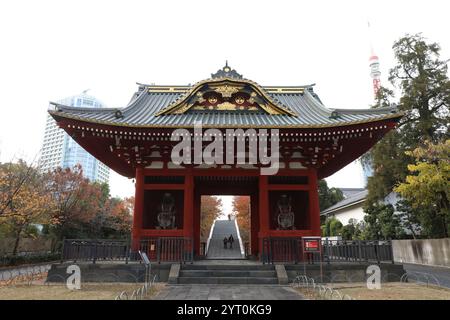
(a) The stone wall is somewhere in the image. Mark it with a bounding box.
[285,263,405,283]
[47,262,171,283]
[392,238,450,267]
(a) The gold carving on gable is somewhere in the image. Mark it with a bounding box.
[155,79,296,116]
[213,85,241,98]
[216,102,237,110]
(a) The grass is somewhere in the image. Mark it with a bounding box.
[296,282,450,300]
[0,282,165,300]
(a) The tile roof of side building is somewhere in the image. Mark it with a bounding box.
[339,188,366,198]
[48,65,403,129]
[321,189,368,216]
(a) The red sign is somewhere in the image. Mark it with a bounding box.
[303,237,321,252]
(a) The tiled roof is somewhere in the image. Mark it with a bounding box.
[49,84,401,129]
[48,66,402,128]
[321,189,368,215]
[339,188,366,198]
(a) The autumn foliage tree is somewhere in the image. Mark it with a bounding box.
[200,196,222,242]
[232,196,250,244]
[44,165,102,246]
[0,160,134,255]
[0,161,53,255]
[395,140,450,237]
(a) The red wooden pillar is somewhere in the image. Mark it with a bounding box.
[258,175,270,257]
[308,168,321,236]
[193,190,201,256]
[132,167,144,251]
[183,170,194,239]
[250,193,259,256]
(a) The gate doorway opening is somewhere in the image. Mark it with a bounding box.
[200,195,251,259]
[194,175,259,259]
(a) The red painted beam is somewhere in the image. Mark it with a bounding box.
[143,168,310,177]
[268,184,309,191]
[140,229,184,237]
[143,184,185,190]
[265,230,317,237]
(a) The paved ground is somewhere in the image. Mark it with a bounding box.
[403,263,450,288]
[152,284,305,300]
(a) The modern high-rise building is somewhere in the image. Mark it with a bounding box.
[39,91,110,184]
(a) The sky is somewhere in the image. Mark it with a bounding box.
[0,0,449,200]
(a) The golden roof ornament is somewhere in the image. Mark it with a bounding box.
[211,61,243,79]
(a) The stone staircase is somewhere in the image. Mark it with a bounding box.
[206,220,242,259]
[177,264,278,285]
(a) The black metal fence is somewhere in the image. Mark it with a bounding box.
[262,237,301,264]
[61,239,131,263]
[61,237,193,264]
[62,237,393,265]
[262,237,394,264]
[323,239,393,264]
[139,237,193,263]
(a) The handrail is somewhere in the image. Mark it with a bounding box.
[205,219,217,256]
[234,218,245,256]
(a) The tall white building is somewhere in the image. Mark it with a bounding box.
[39,91,110,184]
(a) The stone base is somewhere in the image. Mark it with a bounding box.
[46,262,172,283]
[285,262,405,283]
[46,261,405,284]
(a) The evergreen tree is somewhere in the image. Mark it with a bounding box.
[318,180,344,212]
[363,34,450,239]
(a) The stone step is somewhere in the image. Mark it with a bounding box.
[178,277,278,285]
[179,270,277,278]
[181,264,275,271]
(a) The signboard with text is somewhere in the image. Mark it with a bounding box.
[302,237,321,253]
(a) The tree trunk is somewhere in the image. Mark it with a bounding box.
[12,226,23,256]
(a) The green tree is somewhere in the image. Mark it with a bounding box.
[395,200,421,239]
[341,218,363,240]
[318,180,344,212]
[389,34,449,141]
[363,34,450,238]
[321,217,343,237]
[362,203,403,240]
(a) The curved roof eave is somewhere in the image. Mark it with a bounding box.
[48,108,403,129]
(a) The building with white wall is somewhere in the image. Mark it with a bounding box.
[321,188,367,225]
[39,91,110,184]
